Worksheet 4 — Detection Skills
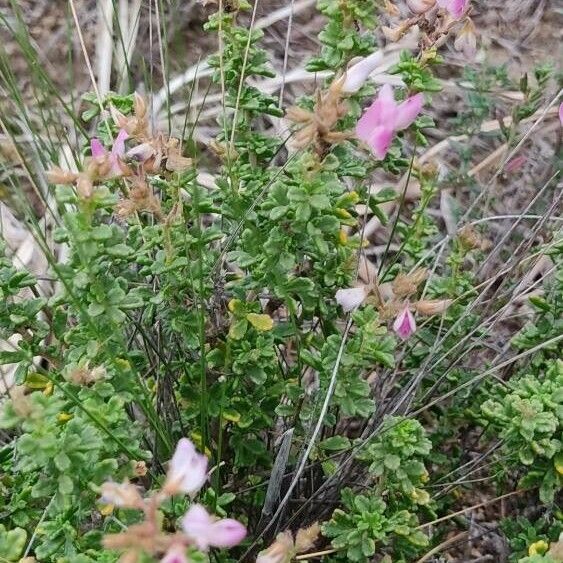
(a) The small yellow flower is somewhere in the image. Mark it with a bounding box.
[338,229,348,245]
[57,412,73,423]
[528,540,549,556]
[43,382,54,396]
[410,488,430,505]
[99,503,115,516]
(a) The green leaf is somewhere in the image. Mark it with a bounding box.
[54,452,71,472]
[384,454,401,470]
[58,474,74,495]
[0,525,27,560]
[229,318,248,340]
[246,313,274,331]
[320,436,351,451]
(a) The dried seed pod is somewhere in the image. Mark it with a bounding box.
[46,166,78,185]
[413,299,452,316]
[458,225,492,251]
[392,268,428,298]
[295,523,321,553]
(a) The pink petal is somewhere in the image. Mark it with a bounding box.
[367,126,395,160]
[335,287,367,313]
[437,0,468,18]
[393,306,416,340]
[406,0,436,14]
[161,545,189,563]
[111,128,129,157]
[209,519,247,548]
[559,102,563,126]
[504,155,527,174]
[91,138,106,158]
[341,51,384,94]
[394,93,424,130]
[166,438,208,496]
[181,504,246,552]
[181,504,214,551]
[356,84,397,142]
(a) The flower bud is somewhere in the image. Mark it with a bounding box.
[134,93,147,119]
[393,305,416,339]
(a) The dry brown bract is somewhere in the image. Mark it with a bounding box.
[458,224,492,252]
[116,177,163,220]
[286,80,351,154]
[66,362,106,386]
[46,93,191,218]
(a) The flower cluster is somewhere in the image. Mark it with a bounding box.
[101,439,246,562]
[335,269,452,341]
[385,0,475,59]
[47,94,190,217]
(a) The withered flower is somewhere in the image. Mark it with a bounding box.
[125,135,192,174]
[116,178,163,220]
[392,268,428,298]
[100,481,144,509]
[414,299,453,315]
[132,460,148,477]
[454,18,477,59]
[111,94,150,141]
[67,362,106,386]
[286,81,350,152]
[383,0,401,17]
[458,225,492,251]
[256,523,321,563]
[45,166,78,185]
[9,385,33,418]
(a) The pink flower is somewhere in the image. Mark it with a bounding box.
[393,305,417,340]
[164,438,208,497]
[559,102,563,125]
[161,545,189,563]
[504,155,527,174]
[90,128,129,176]
[437,0,469,19]
[340,51,384,94]
[356,84,424,160]
[335,286,367,313]
[181,504,247,551]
